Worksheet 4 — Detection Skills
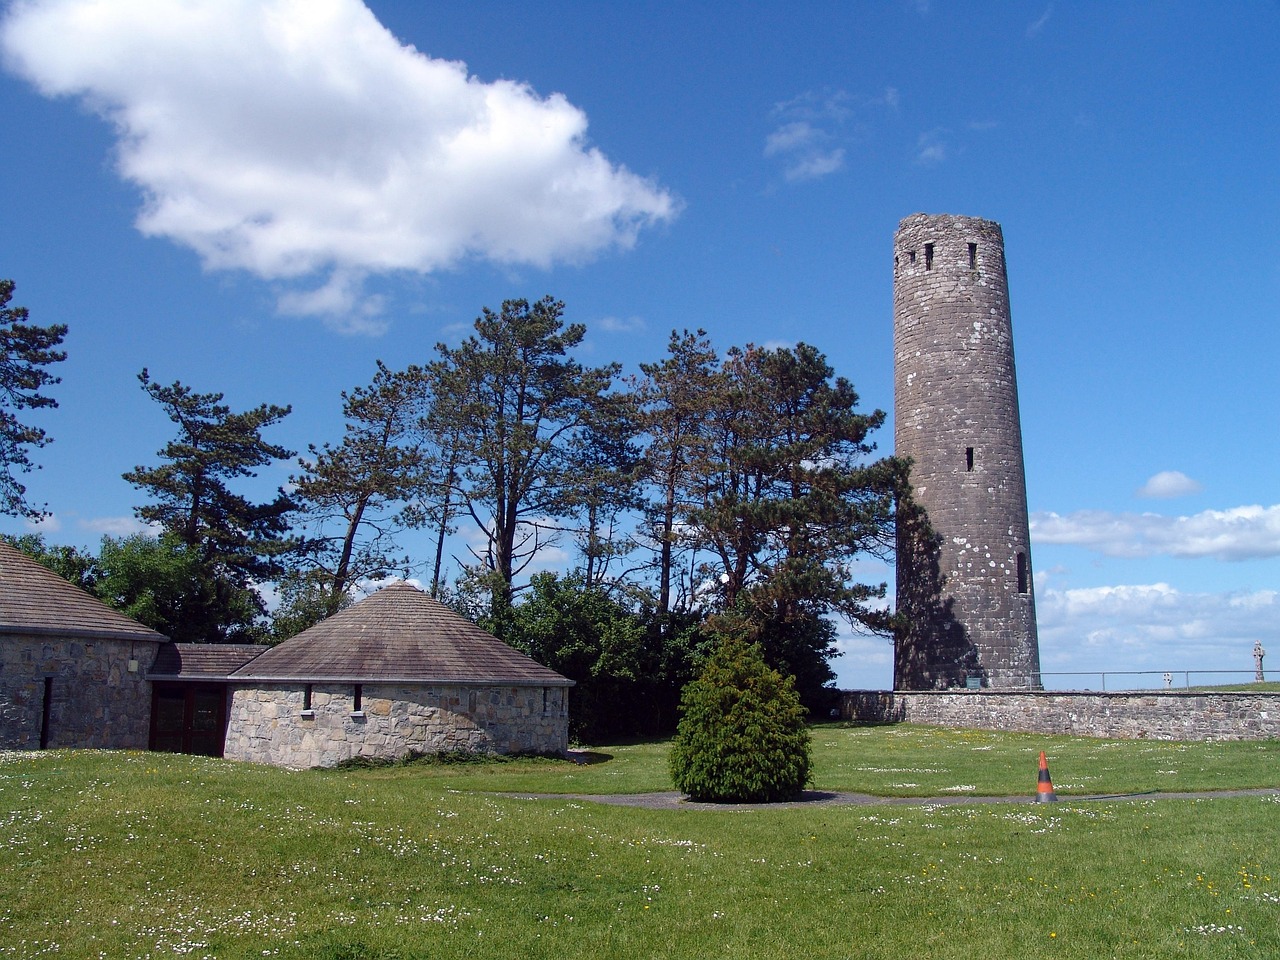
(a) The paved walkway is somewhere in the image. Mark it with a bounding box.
[498,787,1280,812]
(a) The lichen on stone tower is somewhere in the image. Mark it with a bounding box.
[892,213,1041,690]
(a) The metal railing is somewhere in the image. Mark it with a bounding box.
[1039,669,1267,692]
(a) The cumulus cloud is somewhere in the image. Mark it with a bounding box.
[1137,470,1203,499]
[1036,581,1277,681]
[0,0,678,329]
[1030,504,1280,561]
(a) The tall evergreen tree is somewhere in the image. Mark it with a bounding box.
[632,329,721,620]
[290,361,427,614]
[123,370,295,641]
[428,296,619,627]
[0,280,67,519]
[682,342,900,705]
[564,391,642,591]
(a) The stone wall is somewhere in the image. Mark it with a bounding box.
[223,682,570,769]
[0,633,158,750]
[840,689,1280,741]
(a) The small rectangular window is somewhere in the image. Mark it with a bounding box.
[965,447,974,472]
[40,676,54,749]
[968,243,977,270]
[924,243,934,270]
[1017,553,1029,594]
[303,684,313,710]
[352,684,363,712]
[908,249,916,264]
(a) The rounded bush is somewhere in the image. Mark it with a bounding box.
[669,632,812,803]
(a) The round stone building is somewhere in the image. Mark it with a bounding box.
[892,213,1041,690]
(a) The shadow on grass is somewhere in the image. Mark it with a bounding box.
[567,750,614,766]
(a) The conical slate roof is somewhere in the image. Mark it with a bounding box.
[231,582,571,685]
[0,541,167,643]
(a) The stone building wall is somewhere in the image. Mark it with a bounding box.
[893,213,1040,690]
[0,633,158,750]
[840,689,1280,741]
[223,682,570,769]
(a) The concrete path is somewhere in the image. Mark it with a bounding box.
[497,787,1280,812]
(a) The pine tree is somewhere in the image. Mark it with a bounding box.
[427,296,618,626]
[123,370,295,641]
[291,361,426,614]
[0,280,67,518]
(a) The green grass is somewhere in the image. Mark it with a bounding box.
[2,728,1278,959]
[1183,681,1280,693]
[353,723,1280,799]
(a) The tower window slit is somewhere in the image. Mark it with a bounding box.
[924,243,934,270]
[1017,552,1028,594]
[968,242,977,269]
[965,447,974,471]
[908,250,916,264]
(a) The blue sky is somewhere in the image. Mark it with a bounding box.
[2,1,1277,690]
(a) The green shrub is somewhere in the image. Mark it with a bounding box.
[669,627,812,803]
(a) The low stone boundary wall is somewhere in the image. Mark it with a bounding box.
[839,689,1280,741]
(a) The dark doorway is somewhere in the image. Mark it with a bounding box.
[150,683,228,756]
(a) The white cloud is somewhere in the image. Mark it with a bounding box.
[764,120,821,156]
[914,129,947,165]
[764,90,861,183]
[276,269,387,335]
[1030,504,1280,561]
[596,314,646,334]
[1026,5,1053,39]
[0,0,678,329]
[1137,469,1203,499]
[764,118,846,183]
[783,149,846,183]
[22,512,61,533]
[1036,581,1277,682]
[80,515,158,537]
[764,87,905,183]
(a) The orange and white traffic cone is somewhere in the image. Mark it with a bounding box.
[1036,751,1058,803]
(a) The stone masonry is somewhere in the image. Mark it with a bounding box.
[841,689,1280,741]
[0,633,154,750]
[223,682,570,769]
[893,213,1041,690]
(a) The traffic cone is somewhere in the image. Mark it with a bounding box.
[1036,751,1058,803]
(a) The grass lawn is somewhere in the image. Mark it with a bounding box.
[393,722,1280,798]
[2,726,1278,959]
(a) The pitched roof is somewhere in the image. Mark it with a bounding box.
[148,642,270,680]
[230,582,572,686]
[0,541,168,643]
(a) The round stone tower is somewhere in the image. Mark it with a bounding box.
[892,213,1041,689]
